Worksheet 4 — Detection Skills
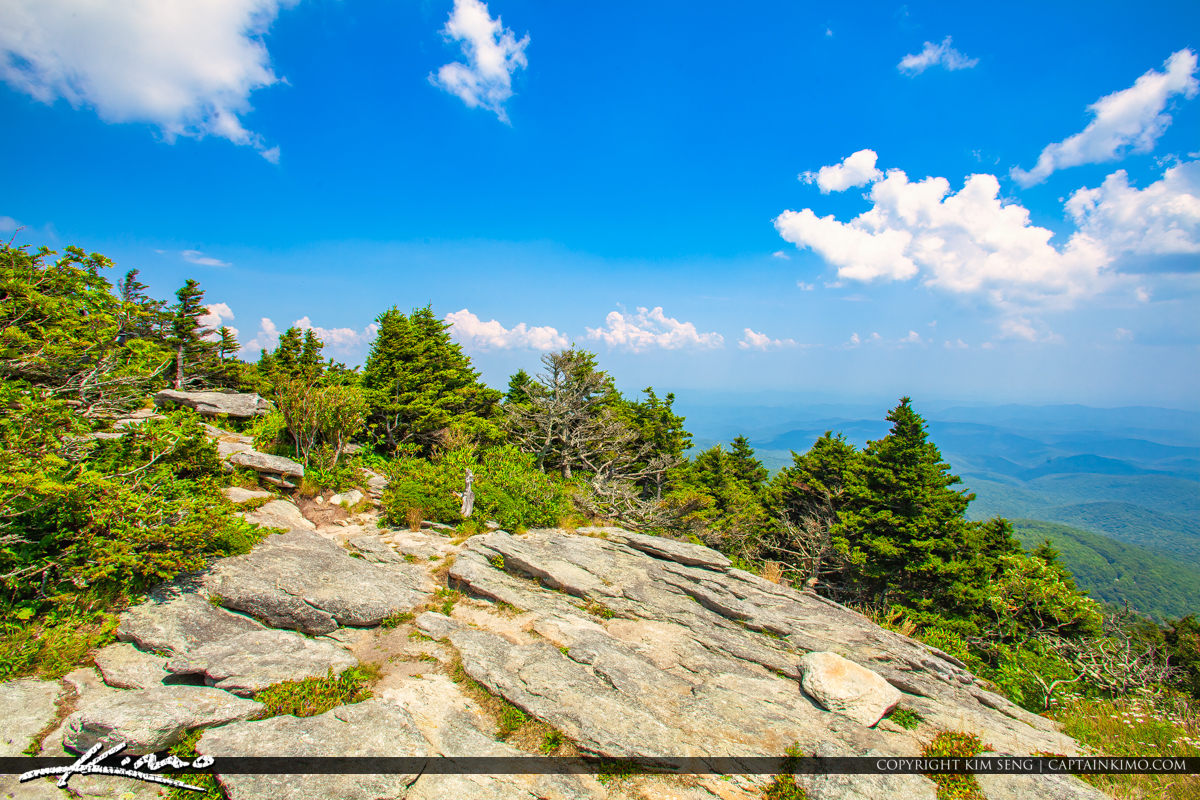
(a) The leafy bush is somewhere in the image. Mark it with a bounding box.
[381,445,571,531]
[921,731,984,800]
[247,410,288,454]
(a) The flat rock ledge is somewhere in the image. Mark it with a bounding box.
[799,651,902,727]
[202,528,432,634]
[238,498,315,531]
[166,628,358,696]
[196,700,428,800]
[0,678,63,756]
[62,685,263,754]
[92,642,170,690]
[154,390,270,418]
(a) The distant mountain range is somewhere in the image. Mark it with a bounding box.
[678,398,1200,621]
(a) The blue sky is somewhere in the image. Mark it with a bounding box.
[2,0,1198,409]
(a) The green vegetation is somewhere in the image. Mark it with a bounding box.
[761,743,808,800]
[167,728,227,800]
[885,707,923,729]
[921,731,985,800]
[253,666,374,718]
[1010,518,1200,621]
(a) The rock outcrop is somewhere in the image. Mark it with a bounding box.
[4,514,1111,800]
[153,390,271,418]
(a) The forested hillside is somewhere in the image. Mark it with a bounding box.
[2,243,1199,800]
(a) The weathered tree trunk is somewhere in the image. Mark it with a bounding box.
[460,469,475,517]
[174,345,184,390]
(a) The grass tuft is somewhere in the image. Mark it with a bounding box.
[886,707,924,730]
[253,666,374,719]
[921,731,985,800]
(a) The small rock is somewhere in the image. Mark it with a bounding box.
[167,628,358,696]
[62,685,263,754]
[315,495,326,505]
[799,651,902,727]
[342,489,364,506]
[92,643,169,690]
[222,486,273,505]
[153,390,271,418]
[329,493,343,505]
[416,612,461,640]
[239,499,315,531]
[0,678,64,756]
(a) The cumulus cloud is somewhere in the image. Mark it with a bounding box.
[800,149,883,193]
[181,249,232,267]
[240,317,280,357]
[900,330,922,344]
[293,316,380,355]
[775,166,1111,302]
[1012,49,1199,186]
[1065,159,1200,259]
[586,307,724,352]
[198,303,236,340]
[771,250,790,259]
[445,308,568,350]
[997,316,1059,343]
[897,36,978,75]
[430,0,529,123]
[738,328,798,350]
[944,338,969,349]
[846,332,882,347]
[0,0,292,159]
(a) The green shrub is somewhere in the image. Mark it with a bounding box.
[922,731,984,800]
[886,707,924,729]
[247,410,288,454]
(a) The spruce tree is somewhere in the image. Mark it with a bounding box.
[727,435,768,490]
[832,398,986,620]
[362,305,501,452]
[504,369,535,405]
[167,279,213,390]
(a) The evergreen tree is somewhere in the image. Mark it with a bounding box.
[832,398,987,619]
[504,369,535,405]
[628,387,691,498]
[727,435,768,490]
[362,305,501,452]
[167,279,213,390]
[213,326,241,388]
[298,329,324,379]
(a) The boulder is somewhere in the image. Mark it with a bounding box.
[329,489,364,507]
[0,678,63,756]
[92,643,169,689]
[165,628,358,696]
[202,529,432,634]
[196,700,428,800]
[222,486,274,505]
[226,450,304,479]
[238,499,315,531]
[153,390,270,418]
[799,651,903,727]
[62,685,262,754]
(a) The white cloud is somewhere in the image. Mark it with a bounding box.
[240,317,280,357]
[0,216,17,233]
[1115,327,1134,340]
[293,316,379,355]
[738,328,798,350]
[997,316,1061,343]
[586,307,724,352]
[1065,159,1200,258]
[796,281,815,291]
[900,330,922,344]
[800,149,883,193]
[846,331,882,348]
[1012,49,1199,186]
[430,0,529,123]
[944,338,969,349]
[897,36,978,76]
[0,0,292,159]
[445,308,568,350]
[775,166,1112,302]
[1136,285,1151,302]
[198,302,235,333]
[181,249,232,268]
[772,250,790,259]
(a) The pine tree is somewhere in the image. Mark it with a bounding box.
[628,388,691,498]
[213,326,241,388]
[832,398,986,619]
[504,369,535,405]
[362,305,501,452]
[167,279,213,390]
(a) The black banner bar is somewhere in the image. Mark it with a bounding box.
[5,756,1199,775]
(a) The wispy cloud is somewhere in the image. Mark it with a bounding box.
[1012,49,1199,186]
[587,306,724,352]
[293,316,379,356]
[445,308,568,350]
[181,249,232,267]
[430,0,529,123]
[0,0,292,160]
[897,36,978,76]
